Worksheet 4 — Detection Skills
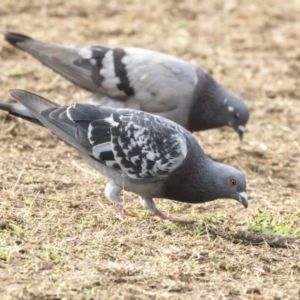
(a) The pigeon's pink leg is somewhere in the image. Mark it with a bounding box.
[115,204,136,218]
[139,196,194,224]
[105,181,135,218]
[115,204,130,218]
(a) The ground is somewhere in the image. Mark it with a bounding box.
[0,0,300,299]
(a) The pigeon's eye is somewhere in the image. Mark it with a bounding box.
[233,111,239,119]
[229,178,237,186]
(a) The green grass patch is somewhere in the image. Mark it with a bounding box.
[246,209,300,236]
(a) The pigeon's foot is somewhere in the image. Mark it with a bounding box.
[139,196,194,224]
[154,209,194,224]
[115,204,130,218]
[115,204,136,218]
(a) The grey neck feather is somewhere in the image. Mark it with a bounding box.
[162,137,222,204]
[188,70,225,132]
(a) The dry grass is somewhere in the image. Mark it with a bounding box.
[0,0,300,299]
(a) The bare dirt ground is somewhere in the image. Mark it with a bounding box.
[0,0,300,299]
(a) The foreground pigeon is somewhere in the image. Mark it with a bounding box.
[4,32,249,140]
[0,90,248,222]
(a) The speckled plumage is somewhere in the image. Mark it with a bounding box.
[0,90,248,222]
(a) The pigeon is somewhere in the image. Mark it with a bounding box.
[0,89,248,223]
[4,32,249,140]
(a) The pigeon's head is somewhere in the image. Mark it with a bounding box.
[189,73,250,140]
[211,161,248,208]
[207,80,250,141]
[222,91,249,141]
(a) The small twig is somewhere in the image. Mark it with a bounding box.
[206,225,300,248]
[12,170,24,192]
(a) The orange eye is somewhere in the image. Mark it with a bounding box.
[229,178,237,186]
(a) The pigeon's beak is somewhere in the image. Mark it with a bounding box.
[237,191,248,208]
[235,125,245,141]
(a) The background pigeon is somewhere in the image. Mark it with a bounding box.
[0,89,248,223]
[4,32,250,140]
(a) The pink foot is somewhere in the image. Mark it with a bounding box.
[155,209,194,224]
[115,205,135,218]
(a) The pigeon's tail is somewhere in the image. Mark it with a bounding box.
[0,102,43,126]
[2,89,59,127]
[4,32,100,92]
[5,89,61,129]
[9,89,59,115]
[8,89,88,153]
[3,32,35,48]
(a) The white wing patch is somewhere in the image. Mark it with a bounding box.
[100,50,126,97]
[104,116,119,127]
[92,142,112,157]
[79,47,93,59]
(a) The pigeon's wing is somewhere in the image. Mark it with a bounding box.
[5,32,198,113]
[105,47,198,112]
[82,108,189,180]
[9,90,188,181]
